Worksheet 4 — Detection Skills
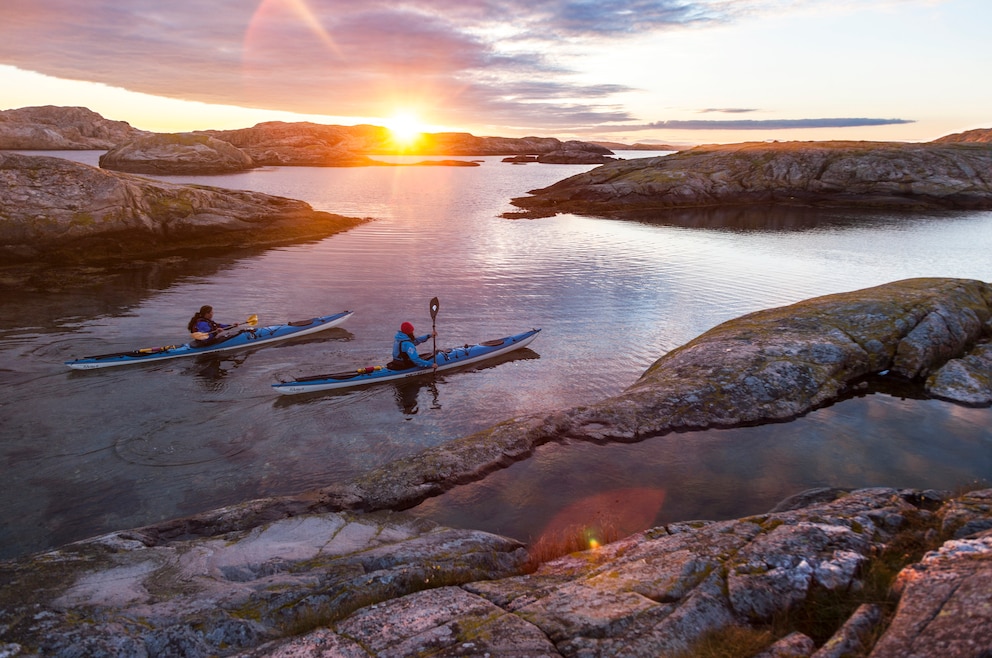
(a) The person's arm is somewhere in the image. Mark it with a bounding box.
[403,342,435,368]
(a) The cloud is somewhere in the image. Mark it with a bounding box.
[610,117,918,131]
[0,0,747,127]
[698,108,760,114]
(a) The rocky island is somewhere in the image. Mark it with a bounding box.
[505,140,992,219]
[98,132,257,175]
[1,278,990,657]
[0,152,367,267]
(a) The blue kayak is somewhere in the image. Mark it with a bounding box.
[65,311,353,369]
[272,328,541,395]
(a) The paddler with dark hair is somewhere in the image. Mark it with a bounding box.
[187,305,233,345]
[391,321,437,370]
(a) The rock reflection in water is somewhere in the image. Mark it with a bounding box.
[407,391,992,543]
[613,205,961,232]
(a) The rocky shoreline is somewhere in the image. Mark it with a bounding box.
[505,140,992,219]
[1,278,989,657]
[0,152,368,269]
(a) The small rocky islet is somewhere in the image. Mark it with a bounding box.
[1,108,991,656]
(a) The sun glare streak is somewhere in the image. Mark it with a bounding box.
[245,0,341,60]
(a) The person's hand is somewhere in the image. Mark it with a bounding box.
[432,362,438,371]
[431,330,437,337]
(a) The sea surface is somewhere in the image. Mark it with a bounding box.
[1,150,990,559]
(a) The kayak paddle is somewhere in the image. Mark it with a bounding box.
[191,314,258,341]
[430,297,439,367]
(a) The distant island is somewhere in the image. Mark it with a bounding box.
[591,140,684,151]
[0,105,617,172]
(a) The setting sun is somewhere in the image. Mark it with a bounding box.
[385,111,425,148]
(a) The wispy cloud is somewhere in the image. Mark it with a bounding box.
[0,0,758,127]
[698,108,760,114]
[600,117,917,131]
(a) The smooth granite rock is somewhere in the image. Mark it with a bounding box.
[5,488,989,657]
[506,140,992,218]
[0,151,366,265]
[99,132,256,174]
[0,105,147,149]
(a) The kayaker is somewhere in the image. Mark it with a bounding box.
[187,305,233,345]
[391,321,437,370]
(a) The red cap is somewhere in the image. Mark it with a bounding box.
[400,322,414,334]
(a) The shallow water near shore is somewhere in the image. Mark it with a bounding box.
[1,149,990,559]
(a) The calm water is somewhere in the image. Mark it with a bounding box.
[1,150,990,559]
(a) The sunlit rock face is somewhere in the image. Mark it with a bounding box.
[507,141,992,218]
[200,121,384,166]
[931,127,992,144]
[0,105,148,149]
[0,152,364,264]
[200,123,614,164]
[99,132,256,174]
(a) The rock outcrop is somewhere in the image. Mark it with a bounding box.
[536,140,616,164]
[99,133,256,174]
[0,105,147,149]
[199,122,386,167]
[408,133,613,160]
[0,152,366,264]
[926,342,992,405]
[200,123,615,166]
[592,140,683,151]
[1,487,989,657]
[506,140,992,218]
[931,127,992,144]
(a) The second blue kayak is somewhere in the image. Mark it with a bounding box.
[272,328,541,395]
[65,311,354,369]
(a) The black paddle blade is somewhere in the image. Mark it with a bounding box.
[430,297,440,319]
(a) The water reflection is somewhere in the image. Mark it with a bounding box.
[408,390,992,543]
[613,205,966,232]
[393,379,441,415]
[181,354,248,390]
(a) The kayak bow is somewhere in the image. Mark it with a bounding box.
[272,328,541,395]
[65,311,353,369]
